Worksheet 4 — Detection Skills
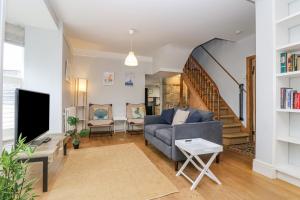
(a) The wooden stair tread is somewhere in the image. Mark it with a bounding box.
[220,115,235,118]
[223,132,249,138]
[220,106,228,110]
[223,123,241,128]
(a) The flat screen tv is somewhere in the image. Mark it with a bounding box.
[15,89,50,145]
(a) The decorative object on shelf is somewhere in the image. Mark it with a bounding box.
[124,29,138,66]
[103,72,114,85]
[0,136,36,199]
[65,59,71,83]
[125,71,134,86]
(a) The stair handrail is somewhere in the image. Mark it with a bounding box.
[197,45,246,120]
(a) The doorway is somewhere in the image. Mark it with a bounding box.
[246,55,256,145]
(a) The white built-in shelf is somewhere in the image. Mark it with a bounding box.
[277,136,300,145]
[277,164,300,179]
[276,11,300,28]
[276,109,300,113]
[277,41,300,52]
[276,71,300,78]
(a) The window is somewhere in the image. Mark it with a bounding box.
[2,42,24,141]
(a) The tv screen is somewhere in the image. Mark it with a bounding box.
[15,89,50,144]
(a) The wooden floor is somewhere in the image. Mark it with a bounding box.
[32,132,300,200]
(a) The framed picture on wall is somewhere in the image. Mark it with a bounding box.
[125,72,134,86]
[103,72,114,85]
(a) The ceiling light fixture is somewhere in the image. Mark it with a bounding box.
[124,29,138,66]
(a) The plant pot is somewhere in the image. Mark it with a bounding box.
[73,143,80,149]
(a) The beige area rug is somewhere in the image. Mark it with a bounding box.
[41,143,178,200]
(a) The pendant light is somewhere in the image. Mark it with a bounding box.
[124,29,138,66]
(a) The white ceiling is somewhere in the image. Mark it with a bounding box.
[50,0,255,56]
[6,0,57,30]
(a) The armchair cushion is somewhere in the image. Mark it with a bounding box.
[155,128,172,145]
[160,108,175,124]
[144,124,172,136]
[88,119,113,127]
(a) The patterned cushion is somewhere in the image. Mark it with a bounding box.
[93,108,108,120]
[126,103,145,119]
[89,104,112,120]
[131,106,145,119]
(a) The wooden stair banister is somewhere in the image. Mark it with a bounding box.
[183,56,221,120]
[183,55,249,146]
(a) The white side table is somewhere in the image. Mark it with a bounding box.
[113,117,127,133]
[175,138,223,190]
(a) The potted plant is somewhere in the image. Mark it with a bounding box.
[0,136,36,200]
[66,116,89,149]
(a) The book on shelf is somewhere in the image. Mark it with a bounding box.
[280,88,300,109]
[281,52,300,73]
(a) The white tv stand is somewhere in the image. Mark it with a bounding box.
[18,133,69,192]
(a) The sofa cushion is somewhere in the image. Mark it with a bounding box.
[144,124,172,136]
[186,111,202,123]
[198,110,214,121]
[155,128,172,146]
[160,108,175,124]
[172,109,190,125]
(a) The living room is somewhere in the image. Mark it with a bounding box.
[1,0,300,199]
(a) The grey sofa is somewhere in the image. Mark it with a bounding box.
[144,108,223,170]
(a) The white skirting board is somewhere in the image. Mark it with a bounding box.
[277,172,300,187]
[253,159,276,179]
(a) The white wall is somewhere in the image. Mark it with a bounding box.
[192,35,256,125]
[253,0,276,178]
[62,37,73,130]
[153,44,192,73]
[0,0,5,150]
[72,55,152,118]
[23,26,63,133]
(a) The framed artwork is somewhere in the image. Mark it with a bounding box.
[125,72,134,86]
[65,59,71,83]
[103,72,114,85]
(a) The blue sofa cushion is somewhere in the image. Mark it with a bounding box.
[155,128,172,146]
[144,124,172,136]
[160,108,175,124]
[199,110,214,121]
[186,111,202,123]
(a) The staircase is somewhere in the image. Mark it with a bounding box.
[183,56,249,145]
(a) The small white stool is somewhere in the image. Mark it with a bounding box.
[175,138,223,190]
[113,117,127,133]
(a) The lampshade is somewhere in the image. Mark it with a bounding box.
[124,51,138,66]
[78,78,87,92]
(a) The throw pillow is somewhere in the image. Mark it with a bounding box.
[199,110,214,121]
[186,111,202,123]
[93,108,108,120]
[172,109,190,125]
[131,106,145,119]
[160,108,175,124]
